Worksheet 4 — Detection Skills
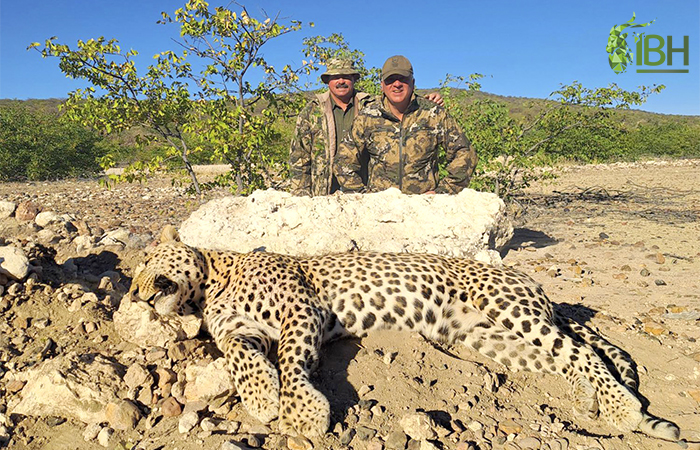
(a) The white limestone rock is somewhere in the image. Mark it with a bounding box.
[113,293,202,348]
[11,352,124,424]
[179,188,512,265]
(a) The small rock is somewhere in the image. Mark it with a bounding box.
[15,201,40,222]
[124,363,153,390]
[419,441,439,450]
[499,419,523,435]
[0,246,30,280]
[97,427,114,447]
[221,441,253,450]
[356,425,377,441]
[287,435,314,450]
[0,201,16,219]
[83,423,102,442]
[161,397,182,417]
[199,417,218,432]
[385,430,407,450]
[178,411,199,434]
[654,279,667,286]
[35,211,62,227]
[105,399,141,430]
[6,379,26,393]
[687,389,700,402]
[358,384,373,397]
[339,428,356,445]
[517,436,541,449]
[640,268,651,277]
[400,412,437,441]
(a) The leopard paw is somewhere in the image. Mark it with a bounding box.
[278,382,330,437]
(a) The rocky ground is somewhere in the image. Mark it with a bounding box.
[0,160,698,450]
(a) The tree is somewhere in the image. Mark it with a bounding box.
[441,76,665,200]
[30,0,317,195]
[301,33,381,95]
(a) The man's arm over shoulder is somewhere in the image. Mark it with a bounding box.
[439,111,478,194]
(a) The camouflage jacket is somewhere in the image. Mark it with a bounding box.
[289,90,374,196]
[336,95,477,194]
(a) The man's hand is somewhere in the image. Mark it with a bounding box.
[424,92,444,107]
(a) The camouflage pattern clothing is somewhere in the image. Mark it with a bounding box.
[337,94,477,194]
[289,90,373,196]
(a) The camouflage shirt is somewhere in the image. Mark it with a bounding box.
[336,94,477,194]
[289,90,374,196]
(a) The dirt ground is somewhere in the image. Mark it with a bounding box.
[0,159,698,450]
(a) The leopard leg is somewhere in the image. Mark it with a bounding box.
[554,313,639,392]
[211,316,280,424]
[456,319,600,420]
[277,299,330,438]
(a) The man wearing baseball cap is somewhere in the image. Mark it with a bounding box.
[289,58,444,196]
[337,55,477,194]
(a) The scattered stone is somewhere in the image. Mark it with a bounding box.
[200,417,219,432]
[687,389,700,402]
[419,440,439,450]
[654,279,667,286]
[83,423,102,442]
[498,419,523,435]
[45,416,66,427]
[0,246,30,280]
[15,201,40,222]
[287,435,314,450]
[339,428,356,445]
[96,427,114,447]
[5,379,26,394]
[358,384,373,397]
[221,441,253,450]
[114,293,202,347]
[385,430,408,449]
[178,411,199,434]
[640,268,651,277]
[517,436,541,449]
[105,399,141,430]
[183,358,235,406]
[400,412,437,441]
[0,200,16,219]
[356,425,377,441]
[35,211,62,227]
[161,397,182,417]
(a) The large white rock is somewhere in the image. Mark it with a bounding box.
[11,352,124,424]
[179,188,512,265]
[0,246,30,280]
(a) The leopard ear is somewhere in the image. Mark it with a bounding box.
[160,225,181,243]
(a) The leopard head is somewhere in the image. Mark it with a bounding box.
[129,226,206,316]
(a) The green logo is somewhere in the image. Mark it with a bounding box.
[606,13,655,74]
[607,13,690,74]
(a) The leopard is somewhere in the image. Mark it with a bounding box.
[128,229,680,441]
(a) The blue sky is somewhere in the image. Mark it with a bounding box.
[1,0,698,115]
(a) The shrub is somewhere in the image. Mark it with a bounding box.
[0,101,105,180]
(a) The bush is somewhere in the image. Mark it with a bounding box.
[0,101,106,181]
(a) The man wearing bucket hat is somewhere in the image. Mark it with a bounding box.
[289,58,444,196]
[337,55,477,195]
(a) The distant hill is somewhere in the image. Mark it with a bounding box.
[6,92,697,128]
